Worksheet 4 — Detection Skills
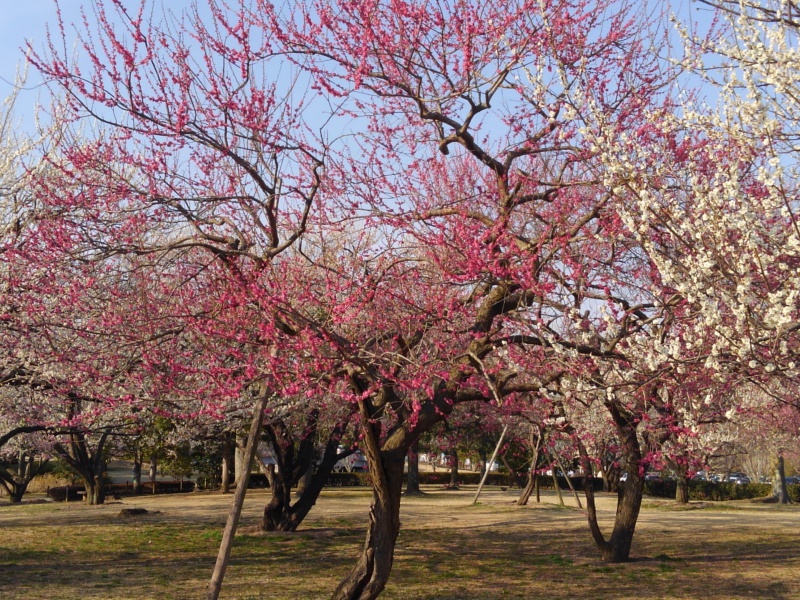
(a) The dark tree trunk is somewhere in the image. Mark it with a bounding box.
[675,473,689,504]
[259,411,352,532]
[221,435,234,494]
[53,429,110,506]
[132,457,142,495]
[599,443,622,493]
[405,440,422,496]
[518,472,535,505]
[576,404,644,563]
[261,465,292,531]
[448,450,459,489]
[149,454,158,495]
[500,455,520,488]
[606,471,621,493]
[85,475,107,505]
[296,460,313,497]
[0,453,48,503]
[332,409,406,600]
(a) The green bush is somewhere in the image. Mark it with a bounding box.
[791,484,800,502]
[414,471,604,489]
[326,471,372,487]
[418,471,508,486]
[642,480,774,501]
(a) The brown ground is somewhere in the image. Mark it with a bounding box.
[1,486,799,599]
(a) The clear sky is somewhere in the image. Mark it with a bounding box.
[1,0,66,128]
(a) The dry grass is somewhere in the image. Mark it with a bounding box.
[1,487,799,599]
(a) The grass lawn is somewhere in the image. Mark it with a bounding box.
[1,487,798,599]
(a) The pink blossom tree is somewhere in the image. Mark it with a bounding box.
[20,0,777,598]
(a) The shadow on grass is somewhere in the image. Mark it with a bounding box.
[1,507,798,599]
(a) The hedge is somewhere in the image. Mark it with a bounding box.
[642,480,800,502]
[415,471,605,490]
[47,480,195,501]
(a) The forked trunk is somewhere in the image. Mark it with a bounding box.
[576,407,643,563]
[0,454,47,503]
[84,476,106,505]
[260,462,332,532]
[259,413,351,532]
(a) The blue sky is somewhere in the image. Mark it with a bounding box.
[1,0,67,128]
[1,0,714,133]
[0,1,195,130]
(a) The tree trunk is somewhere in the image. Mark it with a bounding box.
[221,435,234,494]
[331,456,404,600]
[234,433,246,488]
[554,453,582,509]
[52,430,110,506]
[448,450,459,489]
[267,450,343,532]
[259,415,352,532]
[576,407,644,563]
[0,453,46,503]
[132,458,142,495]
[518,427,542,506]
[149,455,158,495]
[551,469,565,506]
[261,468,292,531]
[296,460,313,497]
[518,473,535,506]
[405,440,422,496]
[331,401,406,600]
[81,474,107,505]
[675,473,689,504]
[772,451,791,504]
[207,388,270,600]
